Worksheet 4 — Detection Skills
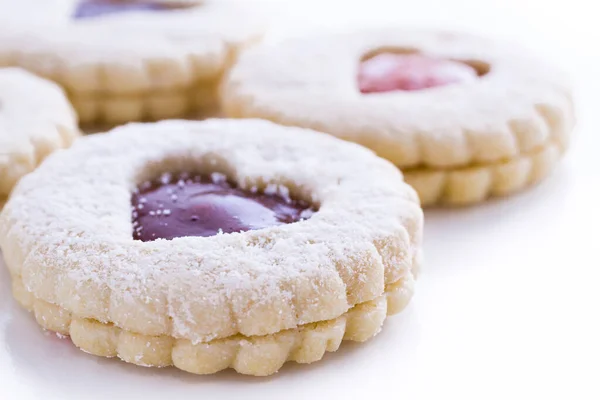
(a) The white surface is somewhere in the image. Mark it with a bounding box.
[1,0,599,399]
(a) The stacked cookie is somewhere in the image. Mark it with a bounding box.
[0,0,264,125]
[0,0,574,377]
[0,119,422,376]
[0,68,79,207]
[222,30,575,205]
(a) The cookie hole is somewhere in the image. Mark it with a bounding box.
[131,160,318,242]
[73,0,199,19]
[358,48,488,94]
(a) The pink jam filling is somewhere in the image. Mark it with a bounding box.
[358,53,479,93]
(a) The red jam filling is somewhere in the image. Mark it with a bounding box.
[131,173,314,241]
[73,0,186,19]
[358,53,479,93]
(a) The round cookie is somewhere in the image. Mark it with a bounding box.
[0,0,265,126]
[0,67,79,208]
[0,119,423,376]
[222,29,576,206]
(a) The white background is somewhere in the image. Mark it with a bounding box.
[1,0,599,399]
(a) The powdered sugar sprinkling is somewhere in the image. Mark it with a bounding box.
[160,173,172,185]
[210,172,227,184]
[264,183,277,196]
[300,209,314,220]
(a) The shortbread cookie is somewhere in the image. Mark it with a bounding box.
[0,67,79,208]
[222,29,576,205]
[0,119,423,376]
[0,0,265,125]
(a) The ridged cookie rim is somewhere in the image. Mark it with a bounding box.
[404,137,565,206]
[10,267,417,376]
[70,78,222,124]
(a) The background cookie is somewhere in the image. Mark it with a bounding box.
[0,0,266,126]
[0,67,79,208]
[222,29,575,206]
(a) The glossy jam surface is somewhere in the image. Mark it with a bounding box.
[358,53,479,93]
[73,0,186,19]
[132,173,314,241]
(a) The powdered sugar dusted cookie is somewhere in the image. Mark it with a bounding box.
[0,119,423,376]
[0,0,265,125]
[222,29,575,205]
[0,67,79,207]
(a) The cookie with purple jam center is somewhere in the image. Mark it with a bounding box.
[0,119,422,377]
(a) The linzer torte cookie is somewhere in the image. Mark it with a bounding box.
[222,29,575,205]
[0,0,265,125]
[0,119,423,376]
